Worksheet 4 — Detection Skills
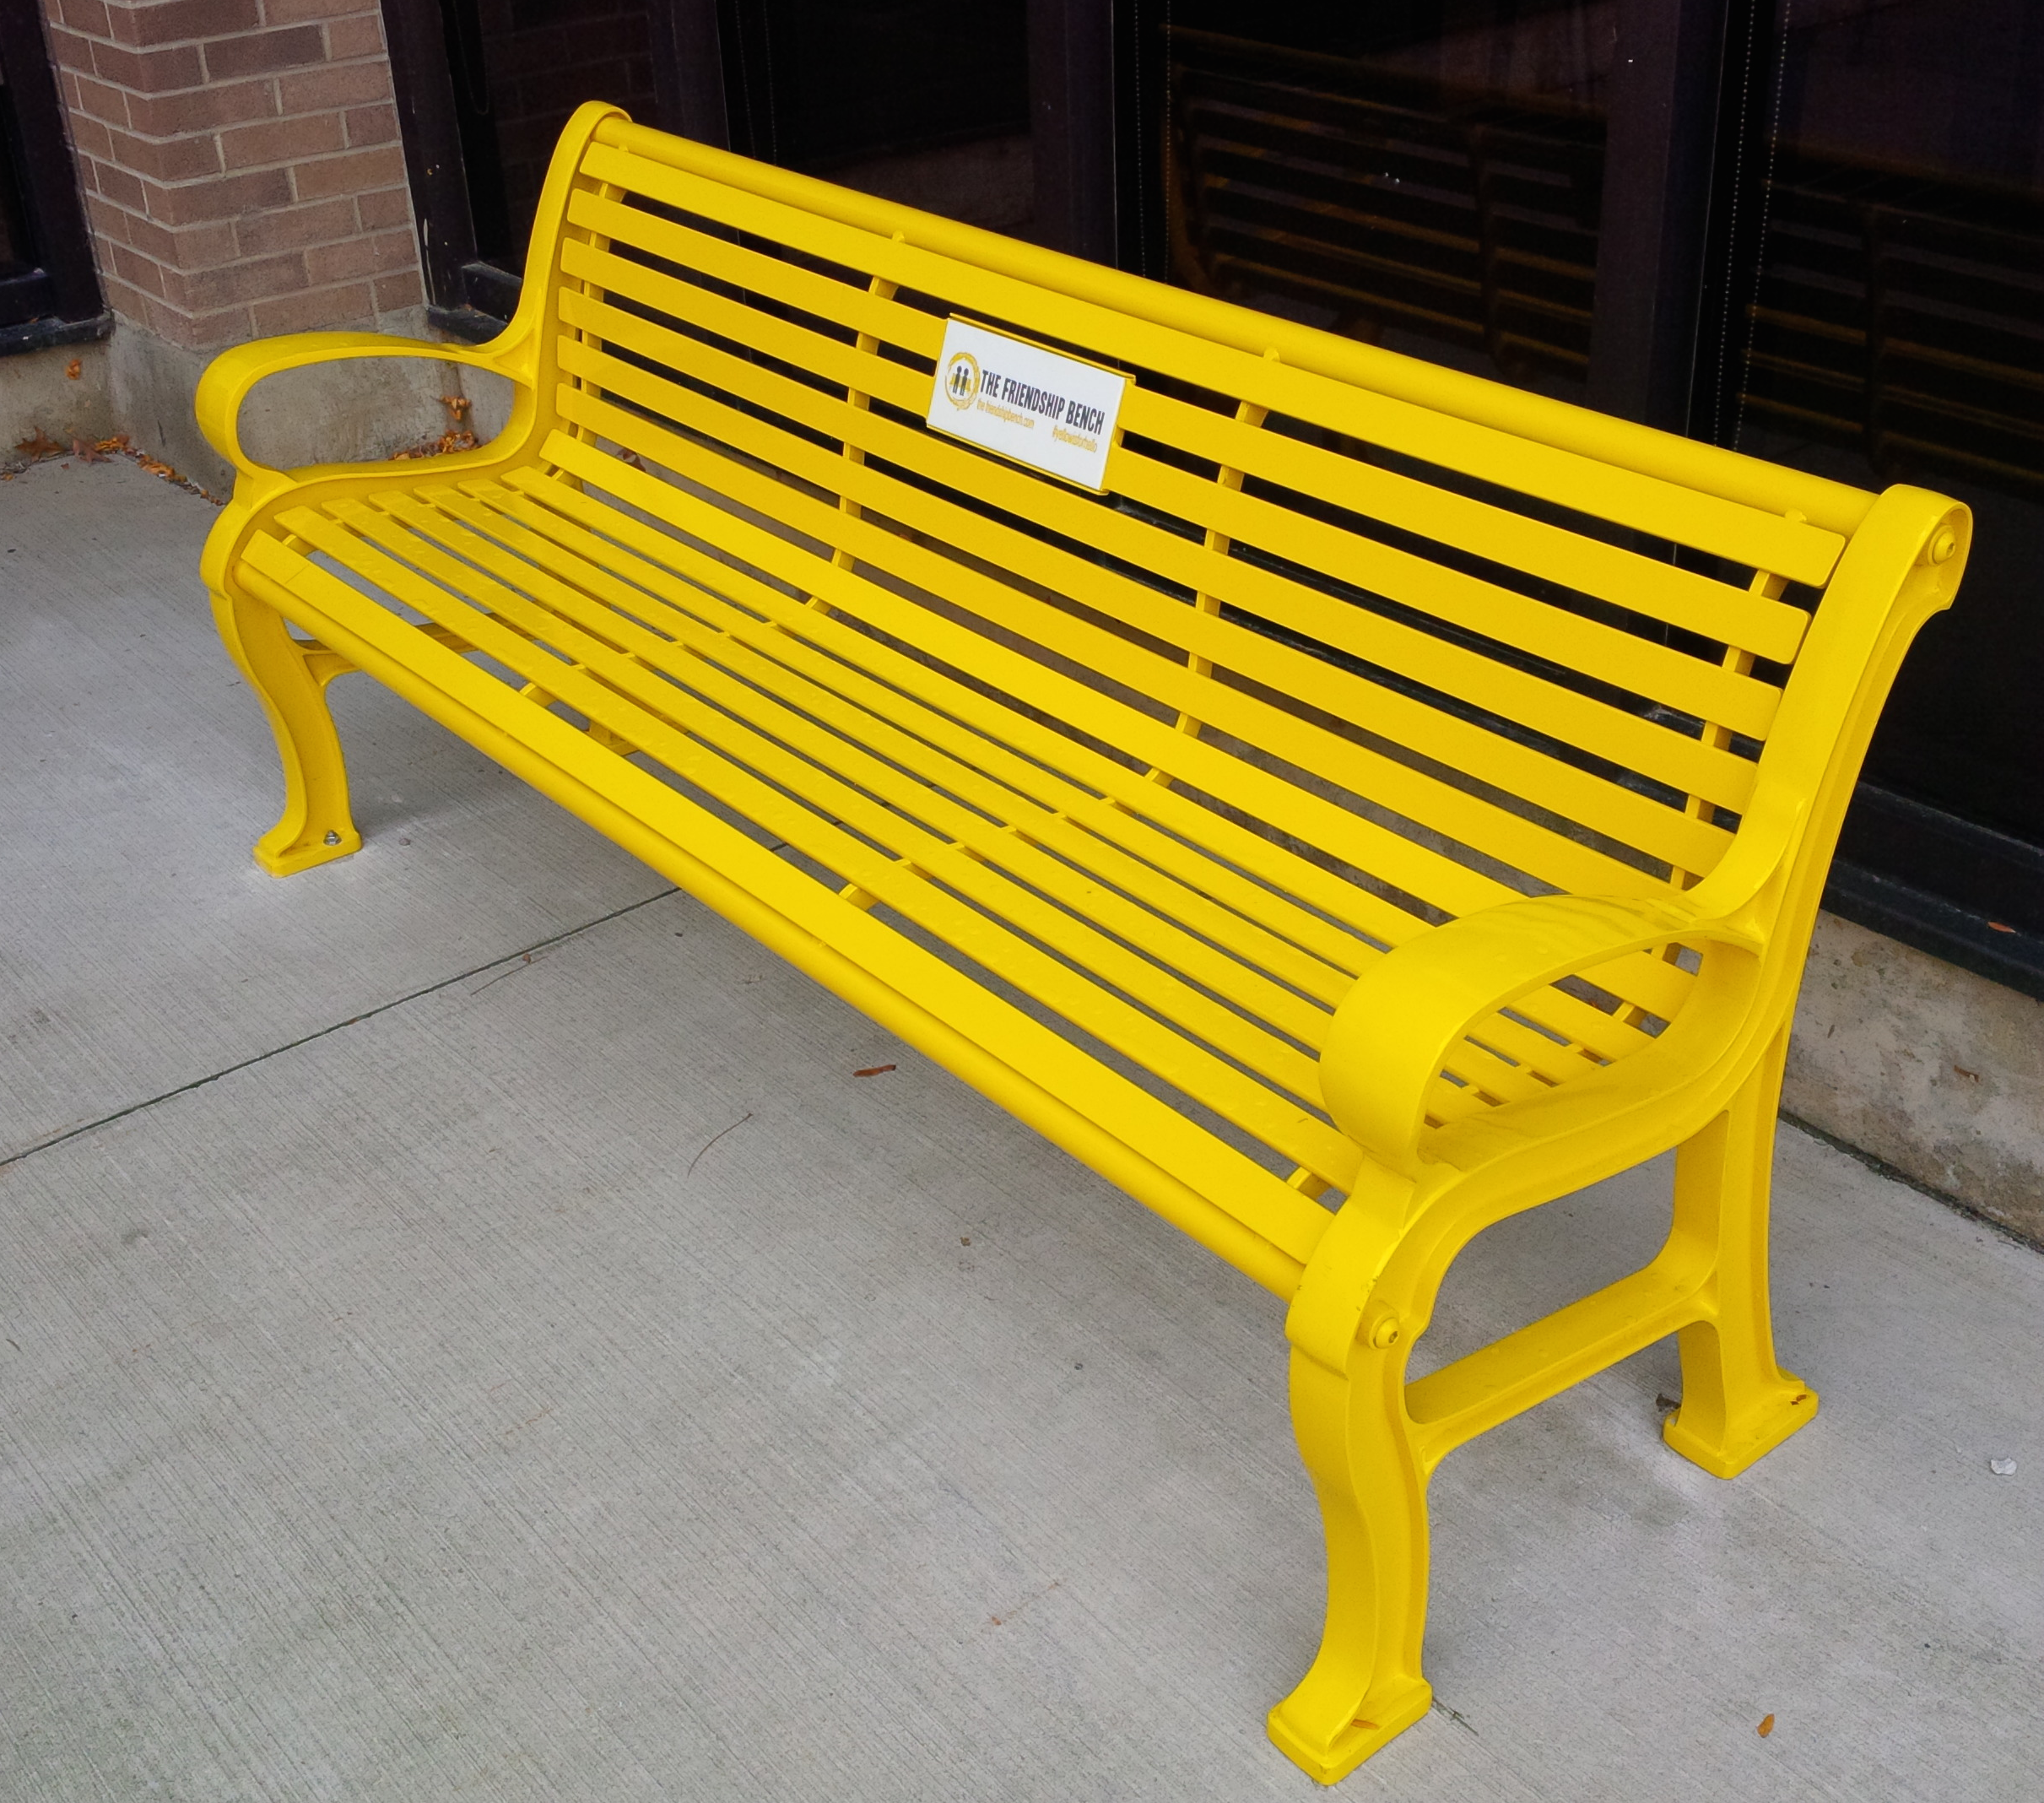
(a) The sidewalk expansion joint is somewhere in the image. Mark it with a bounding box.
[0,886,681,1175]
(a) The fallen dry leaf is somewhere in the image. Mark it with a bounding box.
[852,1064,896,1077]
[64,357,82,380]
[14,428,64,460]
[1758,1713,1776,1738]
[1988,921,2014,933]
[71,436,109,463]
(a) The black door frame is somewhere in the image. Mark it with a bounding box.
[0,0,105,346]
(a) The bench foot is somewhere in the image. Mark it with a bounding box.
[212,586,360,876]
[1269,1332,1433,1782]
[1663,1370,1818,1480]
[1268,1675,1432,1785]
[1662,1029,1818,1481]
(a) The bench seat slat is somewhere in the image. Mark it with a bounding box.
[432,483,1364,1013]
[370,488,1346,1067]
[236,533,1335,1280]
[581,130,1851,586]
[278,501,1371,1190]
[535,425,1706,1040]
[554,252,1769,826]
[473,463,1692,1063]
[400,480,1678,1094]
[479,469,1684,1058]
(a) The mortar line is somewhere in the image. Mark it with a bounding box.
[0,885,682,1175]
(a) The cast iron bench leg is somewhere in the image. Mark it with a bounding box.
[1266,1315,1434,1784]
[1663,1028,1820,1478]
[211,587,360,875]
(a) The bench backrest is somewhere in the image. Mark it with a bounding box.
[488,107,1957,1104]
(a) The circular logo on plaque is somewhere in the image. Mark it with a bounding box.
[942,350,981,408]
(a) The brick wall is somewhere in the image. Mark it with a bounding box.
[40,0,424,351]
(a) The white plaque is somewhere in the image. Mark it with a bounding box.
[926,316,1129,493]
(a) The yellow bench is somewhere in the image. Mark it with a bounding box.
[196,103,1969,1782]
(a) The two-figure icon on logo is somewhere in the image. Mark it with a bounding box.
[944,351,980,407]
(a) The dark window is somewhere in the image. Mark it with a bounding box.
[1707,0,2044,988]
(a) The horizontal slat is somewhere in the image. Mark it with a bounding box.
[430,482,1361,1015]
[374,486,1340,1065]
[237,531,1333,1275]
[533,423,1707,1045]
[553,252,1763,826]
[1118,384,1809,662]
[482,461,1684,1065]
[554,376,1678,918]
[280,499,1367,1190]
[574,137,1852,582]
[1114,448,1784,739]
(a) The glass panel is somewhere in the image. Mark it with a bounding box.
[1161,0,1612,397]
[1,68,39,284]
[1727,0,2044,853]
[721,0,1032,232]
[454,0,663,264]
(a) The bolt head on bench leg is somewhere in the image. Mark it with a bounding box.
[254,820,362,877]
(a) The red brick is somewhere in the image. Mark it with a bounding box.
[289,142,403,198]
[91,159,150,211]
[251,279,373,334]
[98,270,157,326]
[54,0,112,39]
[107,122,224,180]
[182,294,257,342]
[125,74,275,133]
[183,249,309,308]
[199,22,322,77]
[373,268,424,313]
[112,204,238,266]
[110,0,262,46]
[303,225,411,284]
[341,100,395,148]
[353,183,410,230]
[82,191,139,245]
[220,110,343,168]
[41,23,100,69]
[230,193,354,254]
[67,111,116,160]
[321,11,381,57]
[106,238,170,299]
[275,57,387,111]
[262,0,377,21]
[89,38,205,91]
[67,71,132,125]
[157,297,256,351]
[143,162,290,223]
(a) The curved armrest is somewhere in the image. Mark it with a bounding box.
[194,329,533,485]
[1319,893,1765,1178]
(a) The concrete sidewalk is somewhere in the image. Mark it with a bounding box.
[3,458,2039,1800]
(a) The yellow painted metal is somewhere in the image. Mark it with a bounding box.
[196,100,1971,1784]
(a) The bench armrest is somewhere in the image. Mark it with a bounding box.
[194,329,534,485]
[1319,893,1765,1179]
